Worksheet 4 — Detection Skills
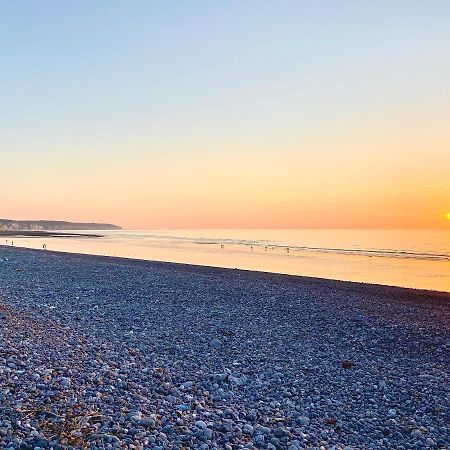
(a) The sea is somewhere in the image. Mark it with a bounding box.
[2,229,449,292]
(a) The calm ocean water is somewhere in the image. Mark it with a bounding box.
[3,229,449,292]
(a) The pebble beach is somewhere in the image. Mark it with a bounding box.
[0,247,449,450]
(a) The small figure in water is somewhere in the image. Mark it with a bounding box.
[251,245,253,252]
[220,244,224,249]
[265,246,268,251]
[287,247,290,254]
[43,244,47,250]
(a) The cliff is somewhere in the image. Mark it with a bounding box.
[0,219,121,231]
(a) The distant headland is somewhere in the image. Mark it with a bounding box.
[0,219,121,231]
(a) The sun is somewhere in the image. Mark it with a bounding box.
[446,212,450,220]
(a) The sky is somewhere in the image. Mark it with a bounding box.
[1,1,449,229]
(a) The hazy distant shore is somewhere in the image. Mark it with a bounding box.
[0,218,121,231]
[0,246,448,449]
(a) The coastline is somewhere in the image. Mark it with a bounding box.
[0,231,103,238]
[2,228,449,293]
[0,246,449,448]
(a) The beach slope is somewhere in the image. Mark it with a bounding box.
[0,247,448,449]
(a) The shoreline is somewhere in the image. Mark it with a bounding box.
[0,245,449,448]
[2,244,450,298]
[0,230,103,238]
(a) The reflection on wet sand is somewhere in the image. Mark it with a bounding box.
[2,230,449,292]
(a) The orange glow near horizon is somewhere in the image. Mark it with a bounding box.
[1,125,450,230]
[2,120,449,230]
[2,145,449,230]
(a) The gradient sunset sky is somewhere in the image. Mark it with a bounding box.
[1,1,449,229]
